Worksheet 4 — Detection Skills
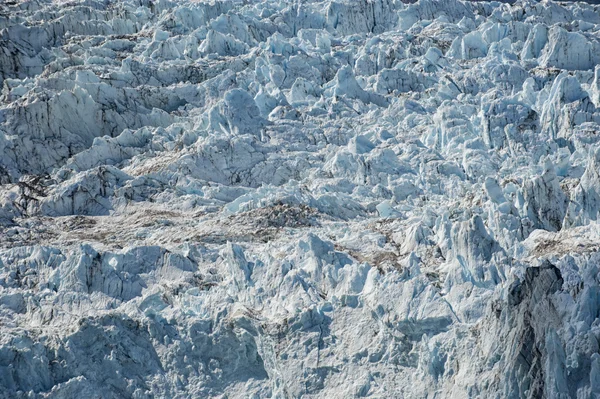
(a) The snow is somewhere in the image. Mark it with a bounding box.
[2,0,600,397]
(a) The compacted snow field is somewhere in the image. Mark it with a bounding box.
[2,0,600,397]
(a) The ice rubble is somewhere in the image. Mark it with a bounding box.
[2,0,600,397]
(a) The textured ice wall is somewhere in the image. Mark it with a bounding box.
[2,0,600,397]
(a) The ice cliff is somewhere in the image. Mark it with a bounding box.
[2,0,600,397]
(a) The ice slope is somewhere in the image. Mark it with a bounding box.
[2,0,600,397]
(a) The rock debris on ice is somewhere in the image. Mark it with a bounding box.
[2,0,600,398]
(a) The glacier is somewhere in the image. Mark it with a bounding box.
[2,0,600,397]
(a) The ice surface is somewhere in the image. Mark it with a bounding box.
[2,0,600,397]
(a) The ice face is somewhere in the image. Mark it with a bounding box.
[2,0,600,398]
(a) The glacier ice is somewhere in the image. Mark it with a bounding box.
[3,0,600,397]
